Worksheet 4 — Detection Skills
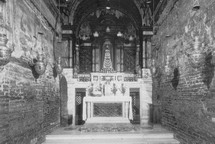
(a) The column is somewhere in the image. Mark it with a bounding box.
[144,38,148,68]
[95,46,100,72]
[91,102,93,118]
[74,44,79,76]
[136,44,141,76]
[92,44,96,72]
[123,101,125,118]
[116,44,121,72]
[142,39,146,68]
[125,102,129,118]
[120,45,124,72]
[68,39,73,68]
[63,68,75,125]
[147,39,152,68]
[136,44,140,67]
[87,102,91,118]
[140,77,152,128]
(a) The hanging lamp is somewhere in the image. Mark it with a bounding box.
[33,0,47,75]
[106,26,110,33]
[117,31,123,37]
[192,0,200,11]
[106,0,111,10]
[93,31,99,37]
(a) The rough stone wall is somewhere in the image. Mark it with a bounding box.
[0,0,61,144]
[152,0,215,143]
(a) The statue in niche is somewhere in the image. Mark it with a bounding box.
[101,40,114,72]
[141,1,153,26]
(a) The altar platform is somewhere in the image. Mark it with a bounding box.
[83,96,133,123]
[42,124,180,144]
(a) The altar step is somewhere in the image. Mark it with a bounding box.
[43,125,179,144]
[86,117,130,123]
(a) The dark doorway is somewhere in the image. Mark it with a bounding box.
[75,88,86,125]
[60,76,68,126]
[130,88,140,124]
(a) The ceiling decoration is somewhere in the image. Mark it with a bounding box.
[51,0,166,41]
[73,0,142,30]
[79,22,92,40]
[77,8,137,42]
[53,0,162,27]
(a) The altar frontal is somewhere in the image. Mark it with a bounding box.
[83,73,133,123]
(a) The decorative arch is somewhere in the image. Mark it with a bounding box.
[69,0,143,26]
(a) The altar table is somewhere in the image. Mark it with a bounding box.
[82,96,133,123]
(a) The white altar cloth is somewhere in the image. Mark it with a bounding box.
[82,96,133,122]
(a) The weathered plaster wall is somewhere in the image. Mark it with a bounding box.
[0,0,62,143]
[152,0,215,143]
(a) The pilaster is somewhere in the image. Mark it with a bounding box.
[140,68,152,127]
[62,68,75,125]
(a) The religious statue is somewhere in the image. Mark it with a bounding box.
[87,83,103,96]
[101,40,114,73]
[87,83,94,96]
[103,80,112,96]
[141,1,153,27]
[93,83,103,96]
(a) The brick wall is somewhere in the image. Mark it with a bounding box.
[152,0,215,143]
[0,0,62,144]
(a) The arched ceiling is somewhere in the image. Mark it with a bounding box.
[54,0,162,26]
[73,0,142,29]
[53,0,162,39]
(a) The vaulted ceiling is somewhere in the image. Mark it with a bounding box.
[55,0,161,26]
[51,0,165,40]
[74,0,141,28]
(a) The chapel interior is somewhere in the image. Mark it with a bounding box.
[1,0,215,144]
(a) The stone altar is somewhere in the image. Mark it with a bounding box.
[83,72,133,123]
[63,68,152,126]
[82,96,133,123]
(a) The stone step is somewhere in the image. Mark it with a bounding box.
[43,125,179,144]
[44,139,179,144]
[43,131,179,144]
[86,117,130,123]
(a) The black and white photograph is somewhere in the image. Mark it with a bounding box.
[0,0,214,144]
